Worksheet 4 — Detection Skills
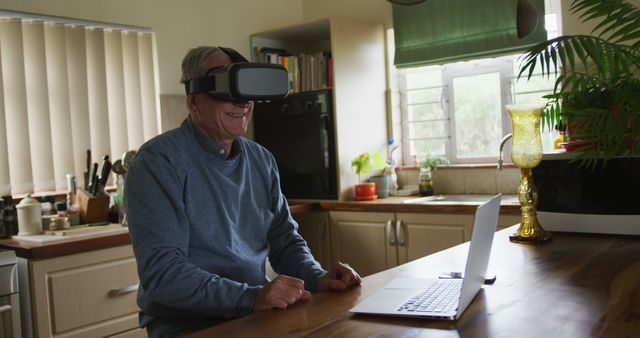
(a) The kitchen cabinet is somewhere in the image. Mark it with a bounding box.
[294,211,331,269]
[250,16,387,200]
[329,211,520,277]
[19,245,144,338]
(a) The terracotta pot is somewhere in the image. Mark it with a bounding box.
[354,182,377,201]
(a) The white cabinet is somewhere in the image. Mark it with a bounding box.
[295,211,332,269]
[20,245,143,338]
[329,211,396,277]
[251,17,387,200]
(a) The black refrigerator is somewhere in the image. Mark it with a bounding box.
[253,89,337,199]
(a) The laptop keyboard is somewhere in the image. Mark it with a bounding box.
[397,279,462,313]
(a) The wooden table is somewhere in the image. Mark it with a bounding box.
[186,226,640,338]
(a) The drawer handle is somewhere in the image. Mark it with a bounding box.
[396,220,405,246]
[109,283,139,297]
[0,304,12,314]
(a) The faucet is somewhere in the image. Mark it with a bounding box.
[497,133,512,171]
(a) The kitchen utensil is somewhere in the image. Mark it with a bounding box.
[121,150,137,172]
[112,159,126,175]
[88,162,98,194]
[84,149,91,190]
[94,155,112,195]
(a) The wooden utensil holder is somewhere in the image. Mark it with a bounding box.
[77,189,110,223]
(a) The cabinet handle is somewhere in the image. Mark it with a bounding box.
[386,219,396,245]
[396,220,406,246]
[0,304,12,314]
[109,283,139,297]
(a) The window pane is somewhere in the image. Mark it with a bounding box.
[406,87,441,104]
[413,139,446,158]
[453,72,501,157]
[513,74,555,93]
[404,66,442,88]
[409,121,447,139]
[514,91,553,106]
[408,102,445,121]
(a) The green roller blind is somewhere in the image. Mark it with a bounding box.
[393,0,547,67]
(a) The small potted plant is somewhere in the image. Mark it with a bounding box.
[351,151,386,201]
[418,153,449,196]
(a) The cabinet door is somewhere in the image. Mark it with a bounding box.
[396,213,473,265]
[295,211,331,269]
[329,211,396,277]
[498,214,521,230]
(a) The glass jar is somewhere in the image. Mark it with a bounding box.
[418,167,434,196]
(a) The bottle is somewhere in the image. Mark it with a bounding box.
[418,167,434,196]
[553,131,566,150]
[2,195,17,236]
[0,200,7,239]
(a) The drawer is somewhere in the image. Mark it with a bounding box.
[49,256,139,332]
[29,245,141,337]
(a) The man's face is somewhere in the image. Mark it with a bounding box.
[187,54,254,145]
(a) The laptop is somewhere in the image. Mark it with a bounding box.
[350,194,502,320]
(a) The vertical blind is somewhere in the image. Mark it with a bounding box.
[0,13,160,195]
[393,0,547,67]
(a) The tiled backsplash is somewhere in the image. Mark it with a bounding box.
[397,166,520,195]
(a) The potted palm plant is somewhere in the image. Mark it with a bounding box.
[351,151,386,201]
[517,0,640,169]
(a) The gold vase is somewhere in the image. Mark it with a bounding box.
[506,104,551,243]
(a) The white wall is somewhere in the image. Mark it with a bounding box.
[0,0,304,95]
[562,0,640,35]
[301,0,392,28]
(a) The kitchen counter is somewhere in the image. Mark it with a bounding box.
[0,196,521,259]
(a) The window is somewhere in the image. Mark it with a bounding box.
[398,11,560,165]
[0,12,160,196]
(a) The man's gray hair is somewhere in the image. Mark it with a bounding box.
[180,46,228,84]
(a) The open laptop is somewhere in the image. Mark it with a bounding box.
[350,194,502,320]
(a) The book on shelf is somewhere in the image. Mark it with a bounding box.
[253,46,332,94]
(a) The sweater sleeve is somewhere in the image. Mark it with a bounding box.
[264,154,327,292]
[125,145,260,318]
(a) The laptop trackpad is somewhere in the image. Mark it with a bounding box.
[351,278,435,314]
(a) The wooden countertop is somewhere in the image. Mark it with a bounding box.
[0,196,519,259]
[185,226,640,338]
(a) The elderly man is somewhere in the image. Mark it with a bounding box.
[125,46,361,338]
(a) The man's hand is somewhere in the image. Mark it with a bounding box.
[316,262,362,292]
[254,275,311,311]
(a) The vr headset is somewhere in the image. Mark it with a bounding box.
[184,47,288,102]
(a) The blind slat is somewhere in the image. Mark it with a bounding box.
[104,30,128,167]
[138,32,159,143]
[122,32,143,150]
[1,19,34,194]
[65,25,91,184]
[85,28,111,164]
[45,22,75,191]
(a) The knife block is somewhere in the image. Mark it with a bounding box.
[77,189,110,224]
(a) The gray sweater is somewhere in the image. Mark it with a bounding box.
[125,117,325,333]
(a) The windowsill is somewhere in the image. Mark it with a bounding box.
[395,163,517,171]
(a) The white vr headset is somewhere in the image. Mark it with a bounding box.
[184,47,289,102]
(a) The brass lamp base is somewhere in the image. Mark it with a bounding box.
[509,218,552,243]
[509,168,552,244]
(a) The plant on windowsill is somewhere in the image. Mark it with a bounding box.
[517,0,640,170]
[418,153,449,196]
[351,151,386,201]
